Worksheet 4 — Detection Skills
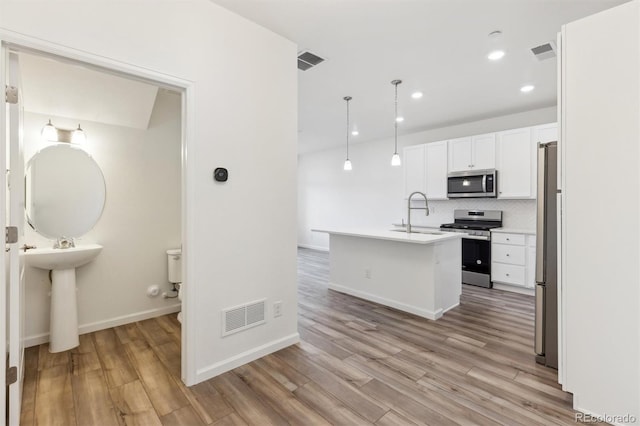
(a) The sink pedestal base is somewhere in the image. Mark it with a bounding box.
[49,268,79,353]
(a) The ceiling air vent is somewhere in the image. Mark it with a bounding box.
[298,51,325,71]
[531,42,557,61]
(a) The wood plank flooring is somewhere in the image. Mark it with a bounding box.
[22,248,582,425]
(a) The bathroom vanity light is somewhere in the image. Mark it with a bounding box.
[72,124,86,144]
[41,119,57,142]
[391,79,402,167]
[41,120,87,144]
[343,96,353,171]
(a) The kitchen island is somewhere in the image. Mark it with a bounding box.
[312,229,462,320]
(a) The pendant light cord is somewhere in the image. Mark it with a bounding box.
[394,81,399,155]
[344,96,352,160]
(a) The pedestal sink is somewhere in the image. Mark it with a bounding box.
[23,244,102,352]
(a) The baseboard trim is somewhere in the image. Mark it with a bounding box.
[297,244,329,252]
[24,304,182,348]
[195,333,300,384]
[492,283,535,296]
[328,282,441,320]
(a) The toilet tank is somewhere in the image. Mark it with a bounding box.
[166,248,182,283]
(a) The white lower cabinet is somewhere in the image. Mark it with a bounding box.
[492,231,536,289]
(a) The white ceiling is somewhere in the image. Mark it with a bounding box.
[211,0,626,153]
[19,52,159,130]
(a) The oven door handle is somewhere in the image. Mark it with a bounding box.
[482,175,487,193]
[461,235,491,241]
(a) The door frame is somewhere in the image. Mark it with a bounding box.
[0,30,198,391]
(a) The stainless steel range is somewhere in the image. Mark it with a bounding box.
[440,210,503,288]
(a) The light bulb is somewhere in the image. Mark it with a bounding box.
[72,125,86,144]
[391,153,401,167]
[395,116,404,123]
[41,120,57,142]
[343,159,352,171]
[520,85,535,93]
[488,50,505,61]
[351,130,359,136]
[411,92,423,99]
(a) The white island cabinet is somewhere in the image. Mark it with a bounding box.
[312,229,462,320]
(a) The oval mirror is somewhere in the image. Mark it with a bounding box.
[25,144,106,239]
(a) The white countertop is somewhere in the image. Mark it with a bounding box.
[492,228,536,235]
[312,228,462,245]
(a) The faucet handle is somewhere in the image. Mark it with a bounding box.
[54,237,75,249]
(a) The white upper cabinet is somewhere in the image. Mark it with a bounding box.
[447,137,472,172]
[496,127,533,199]
[448,134,495,172]
[472,133,496,170]
[425,141,448,200]
[532,123,558,145]
[403,144,426,198]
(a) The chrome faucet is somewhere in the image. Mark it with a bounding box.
[407,191,430,233]
[54,237,75,249]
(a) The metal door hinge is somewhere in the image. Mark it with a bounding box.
[6,366,17,385]
[5,85,18,104]
[6,226,18,244]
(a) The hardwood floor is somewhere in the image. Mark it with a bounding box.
[22,248,581,425]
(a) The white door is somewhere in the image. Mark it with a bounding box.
[2,47,26,426]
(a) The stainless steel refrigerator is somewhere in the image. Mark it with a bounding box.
[535,142,558,369]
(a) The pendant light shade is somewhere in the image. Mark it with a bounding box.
[343,96,353,171]
[391,79,402,167]
[72,124,86,144]
[41,119,57,142]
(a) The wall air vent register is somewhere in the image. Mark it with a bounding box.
[222,299,266,336]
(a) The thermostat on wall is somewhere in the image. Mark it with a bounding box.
[214,168,228,182]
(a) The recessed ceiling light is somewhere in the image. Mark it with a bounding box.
[488,50,505,61]
[351,130,359,136]
[520,84,535,93]
[411,92,423,99]
[395,116,404,123]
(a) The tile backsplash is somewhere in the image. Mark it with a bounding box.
[405,198,537,230]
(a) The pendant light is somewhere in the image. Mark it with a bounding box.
[41,119,57,142]
[391,79,402,166]
[72,124,86,144]
[343,96,353,171]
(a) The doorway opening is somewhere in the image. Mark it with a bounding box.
[2,38,193,425]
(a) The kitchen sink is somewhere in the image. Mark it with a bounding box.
[390,229,444,235]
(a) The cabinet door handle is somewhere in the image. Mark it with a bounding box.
[506,273,510,277]
[506,254,510,257]
[506,238,510,241]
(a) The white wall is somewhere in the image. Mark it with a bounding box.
[299,107,556,251]
[1,0,298,385]
[22,91,182,346]
[562,2,639,422]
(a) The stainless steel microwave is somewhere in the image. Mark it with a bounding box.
[447,169,497,198]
